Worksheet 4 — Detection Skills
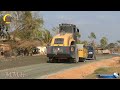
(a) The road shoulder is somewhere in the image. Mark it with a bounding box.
[41,57,120,79]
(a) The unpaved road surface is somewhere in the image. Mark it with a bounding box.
[46,56,120,79]
[0,56,47,70]
[0,55,117,79]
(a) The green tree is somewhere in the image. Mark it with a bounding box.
[1,11,53,48]
[116,40,120,52]
[41,29,53,45]
[117,40,120,43]
[100,37,108,49]
[88,32,96,47]
[107,43,119,52]
[76,32,81,38]
[81,40,88,46]
[117,40,120,46]
[5,11,44,40]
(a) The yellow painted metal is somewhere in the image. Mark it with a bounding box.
[51,33,74,46]
[77,44,88,58]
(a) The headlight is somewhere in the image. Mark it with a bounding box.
[53,47,63,53]
[71,47,74,51]
[89,52,93,54]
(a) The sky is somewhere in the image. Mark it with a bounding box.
[40,11,120,44]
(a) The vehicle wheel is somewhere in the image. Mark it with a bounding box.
[69,58,74,63]
[79,58,86,62]
[74,48,79,63]
[47,60,50,63]
[54,59,58,63]
[47,58,53,63]
[82,58,86,62]
[47,59,50,63]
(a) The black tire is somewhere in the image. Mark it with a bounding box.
[82,58,86,62]
[54,59,58,63]
[79,58,86,62]
[47,58,53,63]
[69,58,74,63]
[74,48,79,63]
[47,60,50,63]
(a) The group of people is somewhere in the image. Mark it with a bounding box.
[0,45,47,58]
[15,47,39,56]
[16,48,29,56]
[0,47,40,57]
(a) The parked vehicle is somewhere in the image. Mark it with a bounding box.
[77,44,88,62]
[86,45,96,60]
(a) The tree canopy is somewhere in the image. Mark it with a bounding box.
[0,11,53,46]
[100,37,108,49]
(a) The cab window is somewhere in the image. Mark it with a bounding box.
[87,46,93,50]
[54,38,64,44]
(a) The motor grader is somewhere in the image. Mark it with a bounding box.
[47,23,88,63]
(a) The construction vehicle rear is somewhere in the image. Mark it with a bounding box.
[47,23,88,63]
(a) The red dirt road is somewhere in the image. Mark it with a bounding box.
[46,57,120,79]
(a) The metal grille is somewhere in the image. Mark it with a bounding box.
[53,47,63,53]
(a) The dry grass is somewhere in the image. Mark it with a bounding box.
[85,59,120,79]
[85,66,120,79]
[17,40,44,48]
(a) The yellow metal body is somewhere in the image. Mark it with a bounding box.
[77,44,88,59]
[50,32,88,59]
[78,48,88,58]
[50,33,75,46]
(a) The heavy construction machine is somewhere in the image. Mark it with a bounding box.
[47,23,88,63]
